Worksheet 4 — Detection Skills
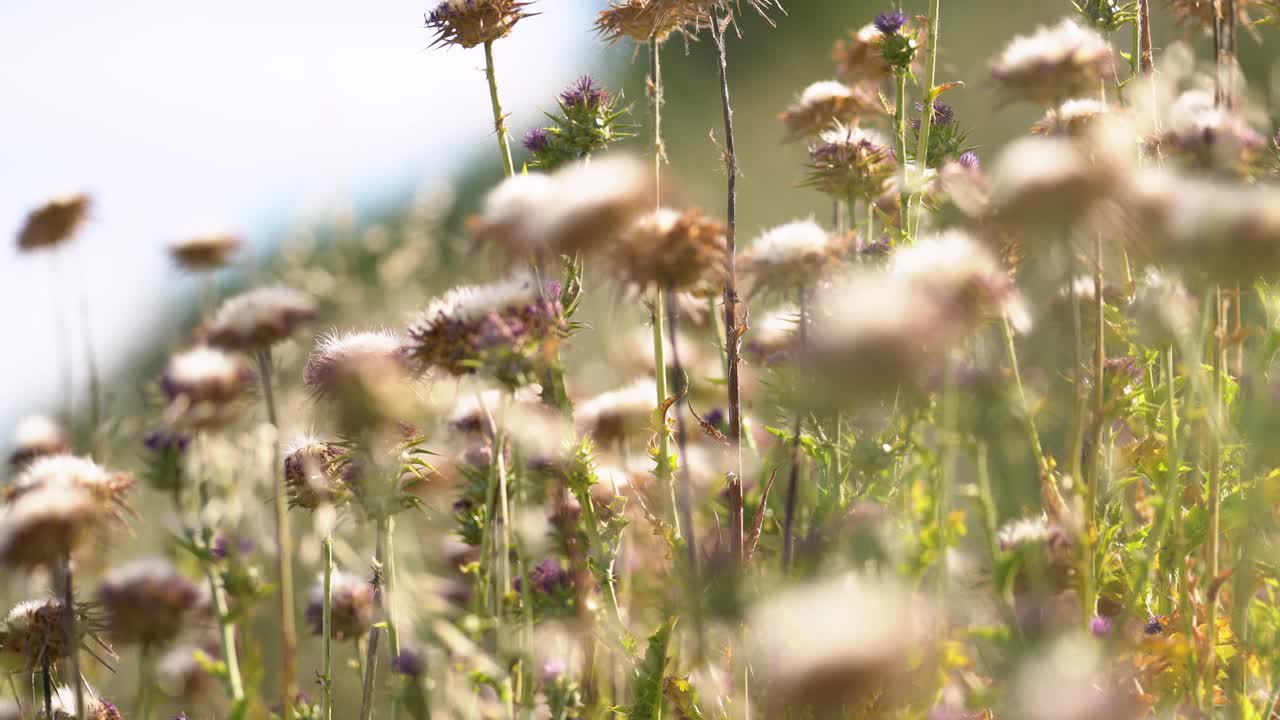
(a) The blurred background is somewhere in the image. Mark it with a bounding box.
[2,0,1278,453]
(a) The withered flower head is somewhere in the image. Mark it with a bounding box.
[202,286,317,351]
[160,346,255,429]
[1032,98,1112,137]
[614,208,728,291]
[0,484,101,569]
[427,0,533,48]
[16,193,91,252]
[988,136,1118,234]
[780,81,883,141]
[802,123,896,201]
[990,18,1113,106]
[283,438,351,509]
[743,218,842,293]
[0,598,103,672]
[97,558,201,646]
[888,228,1024,330]
[749,574,931,715]
[169,231,242,272]
[595,0,715,44]
[572,379,657,446]
[407,272,564,387]
[1166,0,1255,29]
[304,329,410,397]
[833,24,892,84]
[471,155,652,260]
[1148,90,1267,177]
[46,684,122,720]
[8,415,69,470]
[306,570,374,640]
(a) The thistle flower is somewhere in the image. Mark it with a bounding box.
[392,647,426,677]
[160,346,255,429]
[169,231,242,272]
[525,76,632,170]
[742,219,842,294]
[1166,0,1254,29]
[0,484,101,569]
[744,306,801,364]
[1032,98,1111,137]
[1074,0,1136,32]
[748,574,930,715]
[470,155,652,260]
[833,24,892,84]
[1148,90,1267,177]
[516,558,570,595]
[305,571,374,641]
[988,136,1118,234]
[426,0,533,49]
[873,10,906,35]
[45,684,122,720]
[888,229,1025,330]
[15,193,91,251]
[157,645,215,699]
[0,598,104,672]
[572,379,658,446]
[303,329,413,429]
[990,18,1113,106]
[802,123,896,202]
[201,286,317,351]
[614,208,728,292]
[875,11,918,72]
[283,439,351,509]
[8,414,69,470]
[97,558,202,646]
[779,81,883,141]
[909,101,974,169]
[8,454,134,522]
[407,272,563,387]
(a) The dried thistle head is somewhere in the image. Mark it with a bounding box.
[595,0,720,43]
[97,558,202,646]
[426,0,533,48]
[202,286,317,351]
[0,598,105,672]
[156,644,215,700]
[0,484,102,569]
[780,81,884,142]
[614,208,728,292]
[406,272,564,388]
[283,438,351,509]
[8,415,70,470]
[748,574,931,716]
[306,571,374,640]
[160,346,255,429]
[988,136,1119,235]
[990,18,1113,106]
[8,454,134,522]
[1165,0,1254,29]
[1147,90,1267,178]
[742,219,842,294]
[16,193,91,252]
[887,229,1023,330]
[833,23,892,84]
[998,515,1076,594]
[304,329,414,430]
[802,123,896,201]
[1032,98,1113,137]
[572,379,658,447]
[471,155,652,260]
[169,231,242,272]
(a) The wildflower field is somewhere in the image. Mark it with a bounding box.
[8,0,1280,718]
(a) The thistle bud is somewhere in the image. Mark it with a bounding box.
[0,598,104,672]
[16,193,91,252]
[1147,90,1267,178]
[874,11,918,73]
[283,439,351,510]
[97,559,202,646]
[524,76,631,170]
[426,0,533,49]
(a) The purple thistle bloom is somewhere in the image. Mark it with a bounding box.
[211,534,256,560]
[874,10,907,35]
[957,151,980,169]
[392,648,426,677]
[1089,615,1112,637]
[541,657,568,683]
[559,75,609,109]
[1144,616,1165,635]
[530,558,569,594]
[144,429,192,454]
[523,127,550,153]
[912,101,955,128]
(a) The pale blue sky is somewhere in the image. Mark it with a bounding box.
[0,0,596,440]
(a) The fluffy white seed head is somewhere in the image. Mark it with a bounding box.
[0,483,100,569]
[8,415,69,469]
[203,286,317,351]
[573,379,658,445]
[990,18,1113,104]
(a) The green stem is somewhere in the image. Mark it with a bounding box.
[55,558,84,720]
[652,291,678,533]
[937,356,957,596]
[322,532,334,720]
[136,644,154,720]
[1205,285,1224,707]
[1084,233,1105,621]
[894,71,909,242]
[196,482,247,713]
[256,348,297,719]
[483,40,515,177]
[910,0,941,239]
[359,515,391,720]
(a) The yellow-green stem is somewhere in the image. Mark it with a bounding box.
[483,40,515,178]
[910,0,941,239]
[321,531,334,720]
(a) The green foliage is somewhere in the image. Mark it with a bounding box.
[628,618,676,720]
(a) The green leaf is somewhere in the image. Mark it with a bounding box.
[629,618,676,720]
